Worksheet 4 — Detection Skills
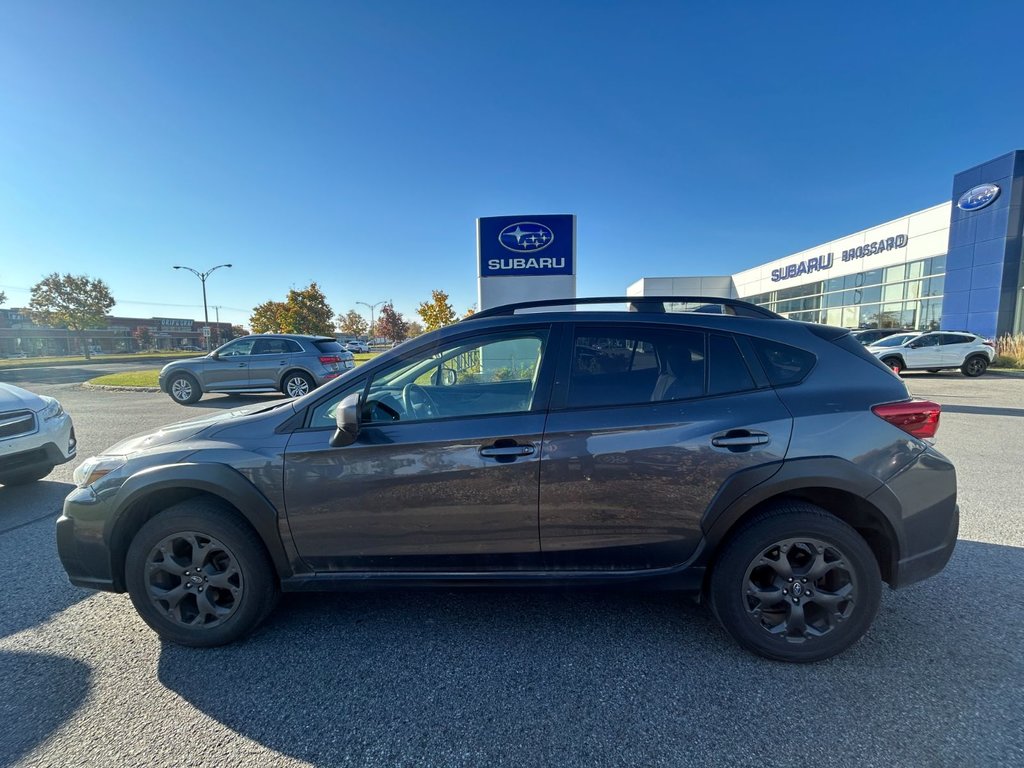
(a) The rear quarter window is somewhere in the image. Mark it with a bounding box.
[751,338,816,385]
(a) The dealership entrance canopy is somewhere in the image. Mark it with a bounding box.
[628,150,1024,338]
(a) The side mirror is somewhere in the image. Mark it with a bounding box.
[440,366,457,386]
[208,350,219,359]
[330,392,361,448]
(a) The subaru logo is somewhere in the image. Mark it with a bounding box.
[957,183,1000,211]
[498,221,555,253]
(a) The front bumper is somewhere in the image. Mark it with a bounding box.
[0,412,76,476]
[57,488,119,591]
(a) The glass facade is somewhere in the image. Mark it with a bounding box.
[744,255,947,330]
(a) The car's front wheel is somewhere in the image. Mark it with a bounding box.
[125,499,278,647]
[881,356,904,374]
[961,355,988,377]
[168,372,202,404]
[709,503,881,663]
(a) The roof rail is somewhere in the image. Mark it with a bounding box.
[468,296,783,321]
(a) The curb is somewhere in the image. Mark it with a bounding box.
[81,382,161,393]
[988,369,1024,379]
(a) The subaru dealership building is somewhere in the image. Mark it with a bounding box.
[629,150,1024,339]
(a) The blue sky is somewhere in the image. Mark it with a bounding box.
[2,1,1023,328]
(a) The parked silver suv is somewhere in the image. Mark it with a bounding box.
[158,334,355,404]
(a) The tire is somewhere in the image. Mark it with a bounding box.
[881,356,904,374]
[124,498,279,647]
[961,355,988,378]
[281,371,314,398]
[167,372,202,404]
[0,464,54,486]
[709,502,881,663]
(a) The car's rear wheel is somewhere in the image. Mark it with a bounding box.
[961,355,988,377]
[125,499,278,647]
[881,356,904,374]
[282,371,314,398]
[709,502,881,663]
[0,464,54,486]
[168,372,202,404]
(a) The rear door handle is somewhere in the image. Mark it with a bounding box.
[711,431,769,448]
[480,444,535,457]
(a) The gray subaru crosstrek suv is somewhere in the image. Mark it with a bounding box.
[58,297,958,662]
[158,334,355,404]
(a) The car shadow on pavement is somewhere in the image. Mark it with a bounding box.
[0,487,98,765]
[156,539,1024,767]
[0,480,75,532]
[0,651,91,767]
[184,393,286,410]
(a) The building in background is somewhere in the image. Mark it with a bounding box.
[0,309,233,356]
[629,150,1024,338]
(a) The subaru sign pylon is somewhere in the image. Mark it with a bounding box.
[477,214,576,310]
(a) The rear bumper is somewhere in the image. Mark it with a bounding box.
[870,444,959,588]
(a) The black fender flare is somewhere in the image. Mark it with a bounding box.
[107,462,294,585]
[697,457,904,568]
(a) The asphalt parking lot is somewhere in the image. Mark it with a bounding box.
[1,367,1022,767]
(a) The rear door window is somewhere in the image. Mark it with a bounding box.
[567,326,705,407]
[708,334,756,395]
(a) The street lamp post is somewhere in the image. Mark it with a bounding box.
[173,263,232,351]
[356,300,387,346]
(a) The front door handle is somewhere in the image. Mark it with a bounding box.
[238,363,247,368]
[480,444,535,458]
[711,430,769,448]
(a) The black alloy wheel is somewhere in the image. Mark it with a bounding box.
[125,499,278,646]
[710,503,881,662]
[882,357,904,374]
[961,356,988,377]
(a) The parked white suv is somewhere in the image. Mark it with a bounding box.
[867,331,995,377]
[0,383,77,486]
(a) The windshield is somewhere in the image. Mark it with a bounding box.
[871,334,917,347]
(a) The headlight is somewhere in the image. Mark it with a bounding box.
[73,455,127,488]
[40,397,64,421]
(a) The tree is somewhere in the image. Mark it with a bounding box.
[463,305,476,319]
[375,302,408,343]
[0,290,6,306]
[416,289,457,332]
[132,325,153,350]
[250,300,288,334]
[283,282,334,335]
[230,324,248,340]
[336,309,368,337]
[249,282,335,335]
[406,320,425,338]
[29,273,115,359]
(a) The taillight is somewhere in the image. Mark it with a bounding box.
[872,400,941,439]
[319,355,341,364]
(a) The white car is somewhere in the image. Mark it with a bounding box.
[0,383,77,486]
[867,331,995,377]
[342,340,370,354]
